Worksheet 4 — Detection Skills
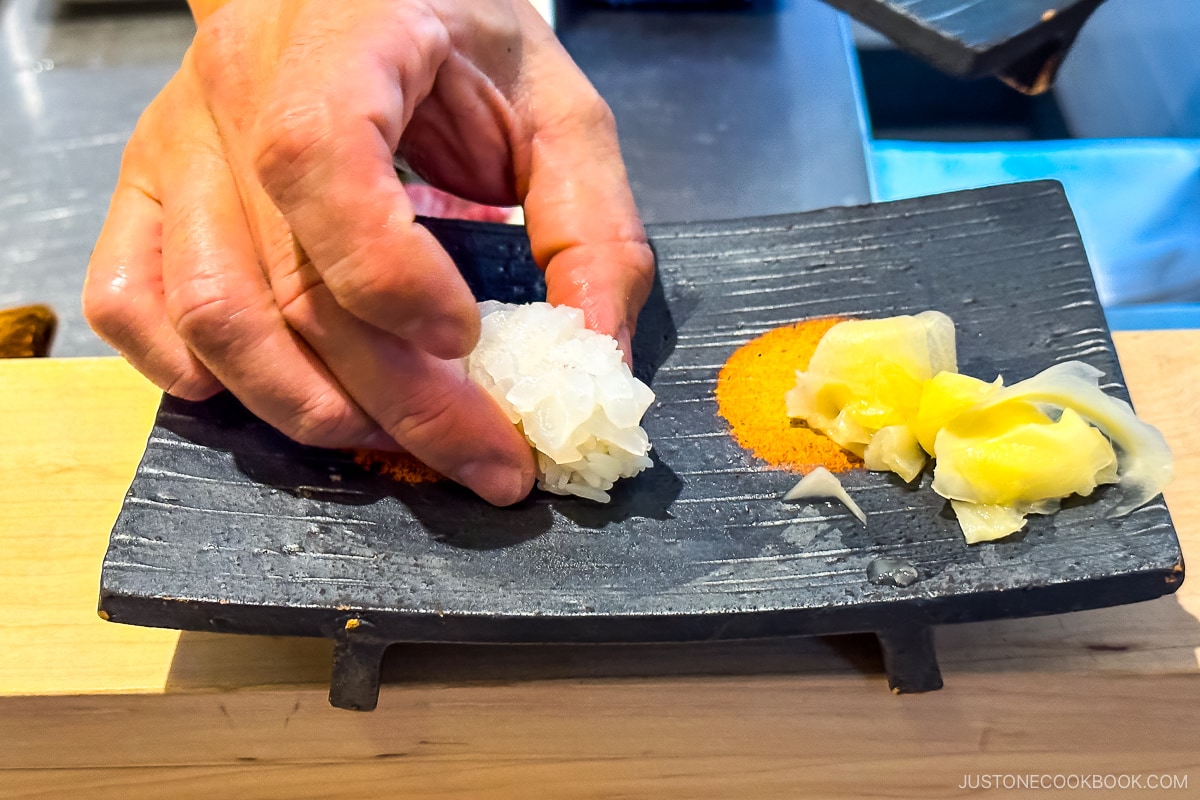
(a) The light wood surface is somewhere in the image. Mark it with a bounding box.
[2,334,1198,799]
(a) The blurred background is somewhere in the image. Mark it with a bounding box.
[1,0,1196,357]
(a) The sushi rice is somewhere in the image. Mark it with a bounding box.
[466,301,655,502]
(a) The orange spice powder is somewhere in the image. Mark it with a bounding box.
[715,317,861,473]
[352,449,443,484]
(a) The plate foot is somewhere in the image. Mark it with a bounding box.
[877,624,943,693]
[329,633,390,711]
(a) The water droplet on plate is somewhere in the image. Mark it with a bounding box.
[867,558,920,587]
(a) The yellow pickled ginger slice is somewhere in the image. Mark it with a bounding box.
[911,372,1003,455]
[785,310,956,457]
[950,501,1030,545]
[933,405,1118,503]
[862,424,926,483]
[781,310,1172,545]
[962,360,1172,518]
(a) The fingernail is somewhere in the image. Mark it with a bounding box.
[455,459,532,507]
[401,315,476,360]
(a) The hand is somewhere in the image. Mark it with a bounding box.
[83,0,654,506]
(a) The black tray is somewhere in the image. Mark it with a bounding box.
[820,0,1106,93]
[99,181,1183,710]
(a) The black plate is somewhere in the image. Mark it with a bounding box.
[99,181,1183,710]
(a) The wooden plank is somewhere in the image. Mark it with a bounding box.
[0,326,1197,797]
[1,675,1197,797]
[0,358,179,696]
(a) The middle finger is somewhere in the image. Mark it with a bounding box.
[158,132,390,451]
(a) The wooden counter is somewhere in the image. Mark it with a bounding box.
[2,332,1198,799]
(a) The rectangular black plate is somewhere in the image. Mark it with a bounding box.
[99,182,1183,705]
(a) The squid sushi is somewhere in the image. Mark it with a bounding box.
[466,301,655,502]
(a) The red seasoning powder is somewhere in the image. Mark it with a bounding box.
[352,449,443,484]
[715,317,862,473]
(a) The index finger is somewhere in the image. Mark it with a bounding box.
[251,3,479,360]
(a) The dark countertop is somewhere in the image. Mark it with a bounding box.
[560,0,872,224]
[0,0,872,356]
[0,1,193,356]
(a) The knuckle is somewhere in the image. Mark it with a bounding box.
[123,105,163,161]
[323,250,408,317]
[628,240,657,293]
[534,80,616,141]
[384,381,462,448]
[280,390,371,449]
[188,16,228,84]
[399,11,451,66]
[572,90,617,135]
[165,273,241,345]
[606,239,657,316]
[590,97,618,134]
[626,239,656,280]
[80,271,129,338]
[275,281,323,338]
[293,232,430,327]
[187,17,252,106]
[252,104,329,207]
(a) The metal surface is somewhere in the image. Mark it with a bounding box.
[0,0,194,357]
[559,0,873,223]
[100,182,1182,710]
[0,0,873,357]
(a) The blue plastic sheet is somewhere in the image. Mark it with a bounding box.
[870,140,1200,327]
